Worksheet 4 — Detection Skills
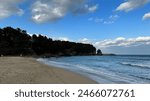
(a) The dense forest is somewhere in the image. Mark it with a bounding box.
[0,27,98,56]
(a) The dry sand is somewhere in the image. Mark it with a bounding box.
[0,57,96,84]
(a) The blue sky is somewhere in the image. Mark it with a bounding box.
[0,0,150,54]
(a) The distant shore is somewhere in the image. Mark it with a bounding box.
[0,57,96,84]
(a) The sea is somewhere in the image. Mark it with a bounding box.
[37,55,150,84]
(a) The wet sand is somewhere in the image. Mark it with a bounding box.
[0,57,96,84]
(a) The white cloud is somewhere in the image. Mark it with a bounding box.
[78,36,150,49]
[88,17,103,23]
[116,0,149,12]
[109,15,119,21]
[88,15,119,24]
[52,37,70,41]
[0,0,24,19]
[79,38,91,44]
[88,4,98,12]
[143,12,150,20]
[105,15,119,24]
[32,0,98,23]
[73,4,98,15]
[58,37,70,41]
[94,36,150,49]
[103,21,114,24]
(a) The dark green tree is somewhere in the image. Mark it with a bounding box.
[0,26,97,56]
[97,49,102,55]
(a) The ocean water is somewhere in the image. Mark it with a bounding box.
[37,55,150,84]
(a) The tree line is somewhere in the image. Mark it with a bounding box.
[0,27,97,56]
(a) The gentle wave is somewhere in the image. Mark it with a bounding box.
[37,55,150,84]
[120,62,150,69]
[37,58,148,84]
[130,75,150,81]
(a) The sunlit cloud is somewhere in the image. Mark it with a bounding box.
[143,12,150,20]
[116,0,149,12]
[0,0,24,19]
[32,0,98,23]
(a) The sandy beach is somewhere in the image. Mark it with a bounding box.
[0,57,96,84]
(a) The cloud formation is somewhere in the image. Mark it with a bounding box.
[88,15,119,24]
[88,17,104,23]
[57,37,70,41]
[116,0,149,12]
[32,0,98,23]
[72,36,150,54]
[94,36,150,49]
[79,38,91,44]
[104,15,119,24]
[143,12,150,20]
[0,0,23,19]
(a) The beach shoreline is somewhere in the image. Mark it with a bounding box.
[0,56,97,84]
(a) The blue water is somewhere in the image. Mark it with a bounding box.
[37,55,150,84]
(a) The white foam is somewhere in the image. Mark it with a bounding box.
[37,58,148,84]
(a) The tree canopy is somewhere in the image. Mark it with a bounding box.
[97,49,102,55]
[0,26,97,56]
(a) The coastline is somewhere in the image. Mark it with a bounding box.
[0,57,97,84]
